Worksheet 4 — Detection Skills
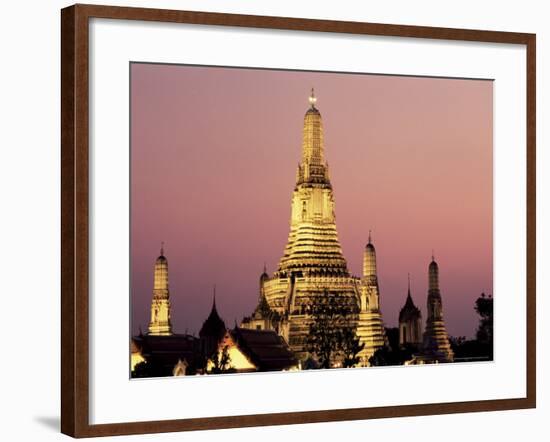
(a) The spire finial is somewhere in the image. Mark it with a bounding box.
[160,241,165,256]
[368,230,372,244]
[309,87,317,108]
[408,273,411,292]
[431,249,435,262]
[263,262,267,273]
[212,284,217,310]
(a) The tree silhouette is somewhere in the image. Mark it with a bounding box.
[209,344,233,374]
[340,326,365,368]
[450,294,494,361]
[305,291,361,368]
[475,293,493,345]
[131,360,167,378]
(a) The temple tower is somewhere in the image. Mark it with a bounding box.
[422,255,454,362]
[278,89,349,276]
[356,233,386,365]
[398,274,422,348]
[148,244,173,336]
[261,90,363,360]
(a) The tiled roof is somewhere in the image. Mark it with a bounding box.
[230,327,298,371]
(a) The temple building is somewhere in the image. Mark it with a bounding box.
[398,274,422,348]
[148,244,172,336]
[130,90,473,375]
[131,331,198,377]
[208,327,299,373]
[244,90,385,365]
[420,256,454,362]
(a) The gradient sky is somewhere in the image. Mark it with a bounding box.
[130,63,493,339]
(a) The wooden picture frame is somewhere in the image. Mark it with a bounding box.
[61,3,536,437]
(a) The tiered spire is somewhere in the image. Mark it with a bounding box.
[297,88,329,185]
[356,231,386,364]
[148,243,173,336]
[258,91,386,361]
[277,90,348,276]
[422,255,454,361]
[429,255,440,293]
[363,231,378,286]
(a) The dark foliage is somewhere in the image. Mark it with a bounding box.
[305,291,363,368]
[132,360,169,378]
[208,345,235,374]
[475,293,493,346]
[449,294,493,361]
[340,326,365,368]
[450,336,492,360]
[368,327,416,366]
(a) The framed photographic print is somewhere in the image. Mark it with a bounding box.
[61,4,536,437]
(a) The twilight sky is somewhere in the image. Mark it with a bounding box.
[130,63,493,339]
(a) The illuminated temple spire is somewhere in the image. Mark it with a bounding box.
[254,91,388,362]
[148,244,173,336]
[277,90,348,275]
[363,232,377,286]
[356,232,386,363]
[422,255,454,361]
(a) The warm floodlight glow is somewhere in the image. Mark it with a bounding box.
[309,88,317,107]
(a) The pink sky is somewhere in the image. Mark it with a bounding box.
[131,63,493,339]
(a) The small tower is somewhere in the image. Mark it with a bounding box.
[148,244,173,336]
[241,265,282,333]
[422,255,454,362]
[398,274,422,348]
[356,232,386,365]
[362,231,378,294]
[259,263,269,300]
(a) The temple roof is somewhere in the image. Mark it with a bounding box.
[131,334,199,374]
[229,327,298,371]
[399,289,421,323]
[199,297,226,339]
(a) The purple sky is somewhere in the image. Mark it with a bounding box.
[131,63,493,339]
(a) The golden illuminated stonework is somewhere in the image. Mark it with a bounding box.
[355,236,387,363]
[148,244,173,336]
[247,90,386,365]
